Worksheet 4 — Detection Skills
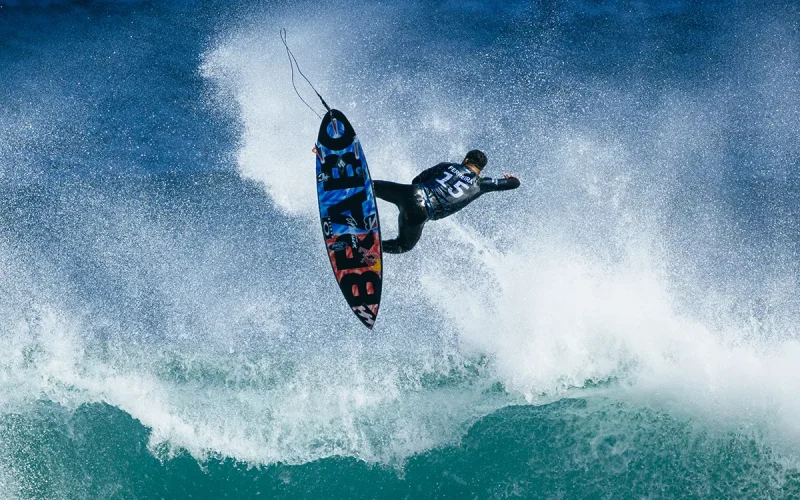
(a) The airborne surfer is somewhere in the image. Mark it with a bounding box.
[372,150,520,254]
[284,31,520,258]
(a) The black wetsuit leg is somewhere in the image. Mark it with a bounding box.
[373,180,429,254]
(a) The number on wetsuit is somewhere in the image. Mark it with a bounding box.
[435,172,468,198]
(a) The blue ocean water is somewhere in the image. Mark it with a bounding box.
[1,0,799,498]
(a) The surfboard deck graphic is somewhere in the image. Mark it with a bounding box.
[315,109,382,329]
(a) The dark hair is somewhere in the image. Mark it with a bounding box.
[465,150,488,170]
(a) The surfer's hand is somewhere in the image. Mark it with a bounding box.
[504,173,518,180]
[312,146,319,155]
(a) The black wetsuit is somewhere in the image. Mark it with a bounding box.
[373,162,521,253]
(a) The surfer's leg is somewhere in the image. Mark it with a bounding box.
[373,180,413,209]
[383,218,425,254]
[382,199,428,254]
[383,221,425,254]
[374,181,429,253]
[381,238,402,253]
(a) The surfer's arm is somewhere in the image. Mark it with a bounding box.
[412,163,448,184]
[479,175,520,192]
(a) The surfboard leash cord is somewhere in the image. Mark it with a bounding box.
[280,28,332,119]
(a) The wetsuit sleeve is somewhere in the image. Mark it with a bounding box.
[412,163,448,184]
[479,176,521,192]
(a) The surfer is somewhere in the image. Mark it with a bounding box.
[372,150,520,254]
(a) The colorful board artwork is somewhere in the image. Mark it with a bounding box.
[315,109,382,329]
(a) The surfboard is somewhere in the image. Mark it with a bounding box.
[315,109,382,329]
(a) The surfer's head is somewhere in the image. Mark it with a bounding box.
[463,150,487,171]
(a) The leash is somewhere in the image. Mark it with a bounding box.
[280,28,332,119]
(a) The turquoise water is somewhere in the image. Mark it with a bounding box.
[1,0,799,498]
[5,398,798,498]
